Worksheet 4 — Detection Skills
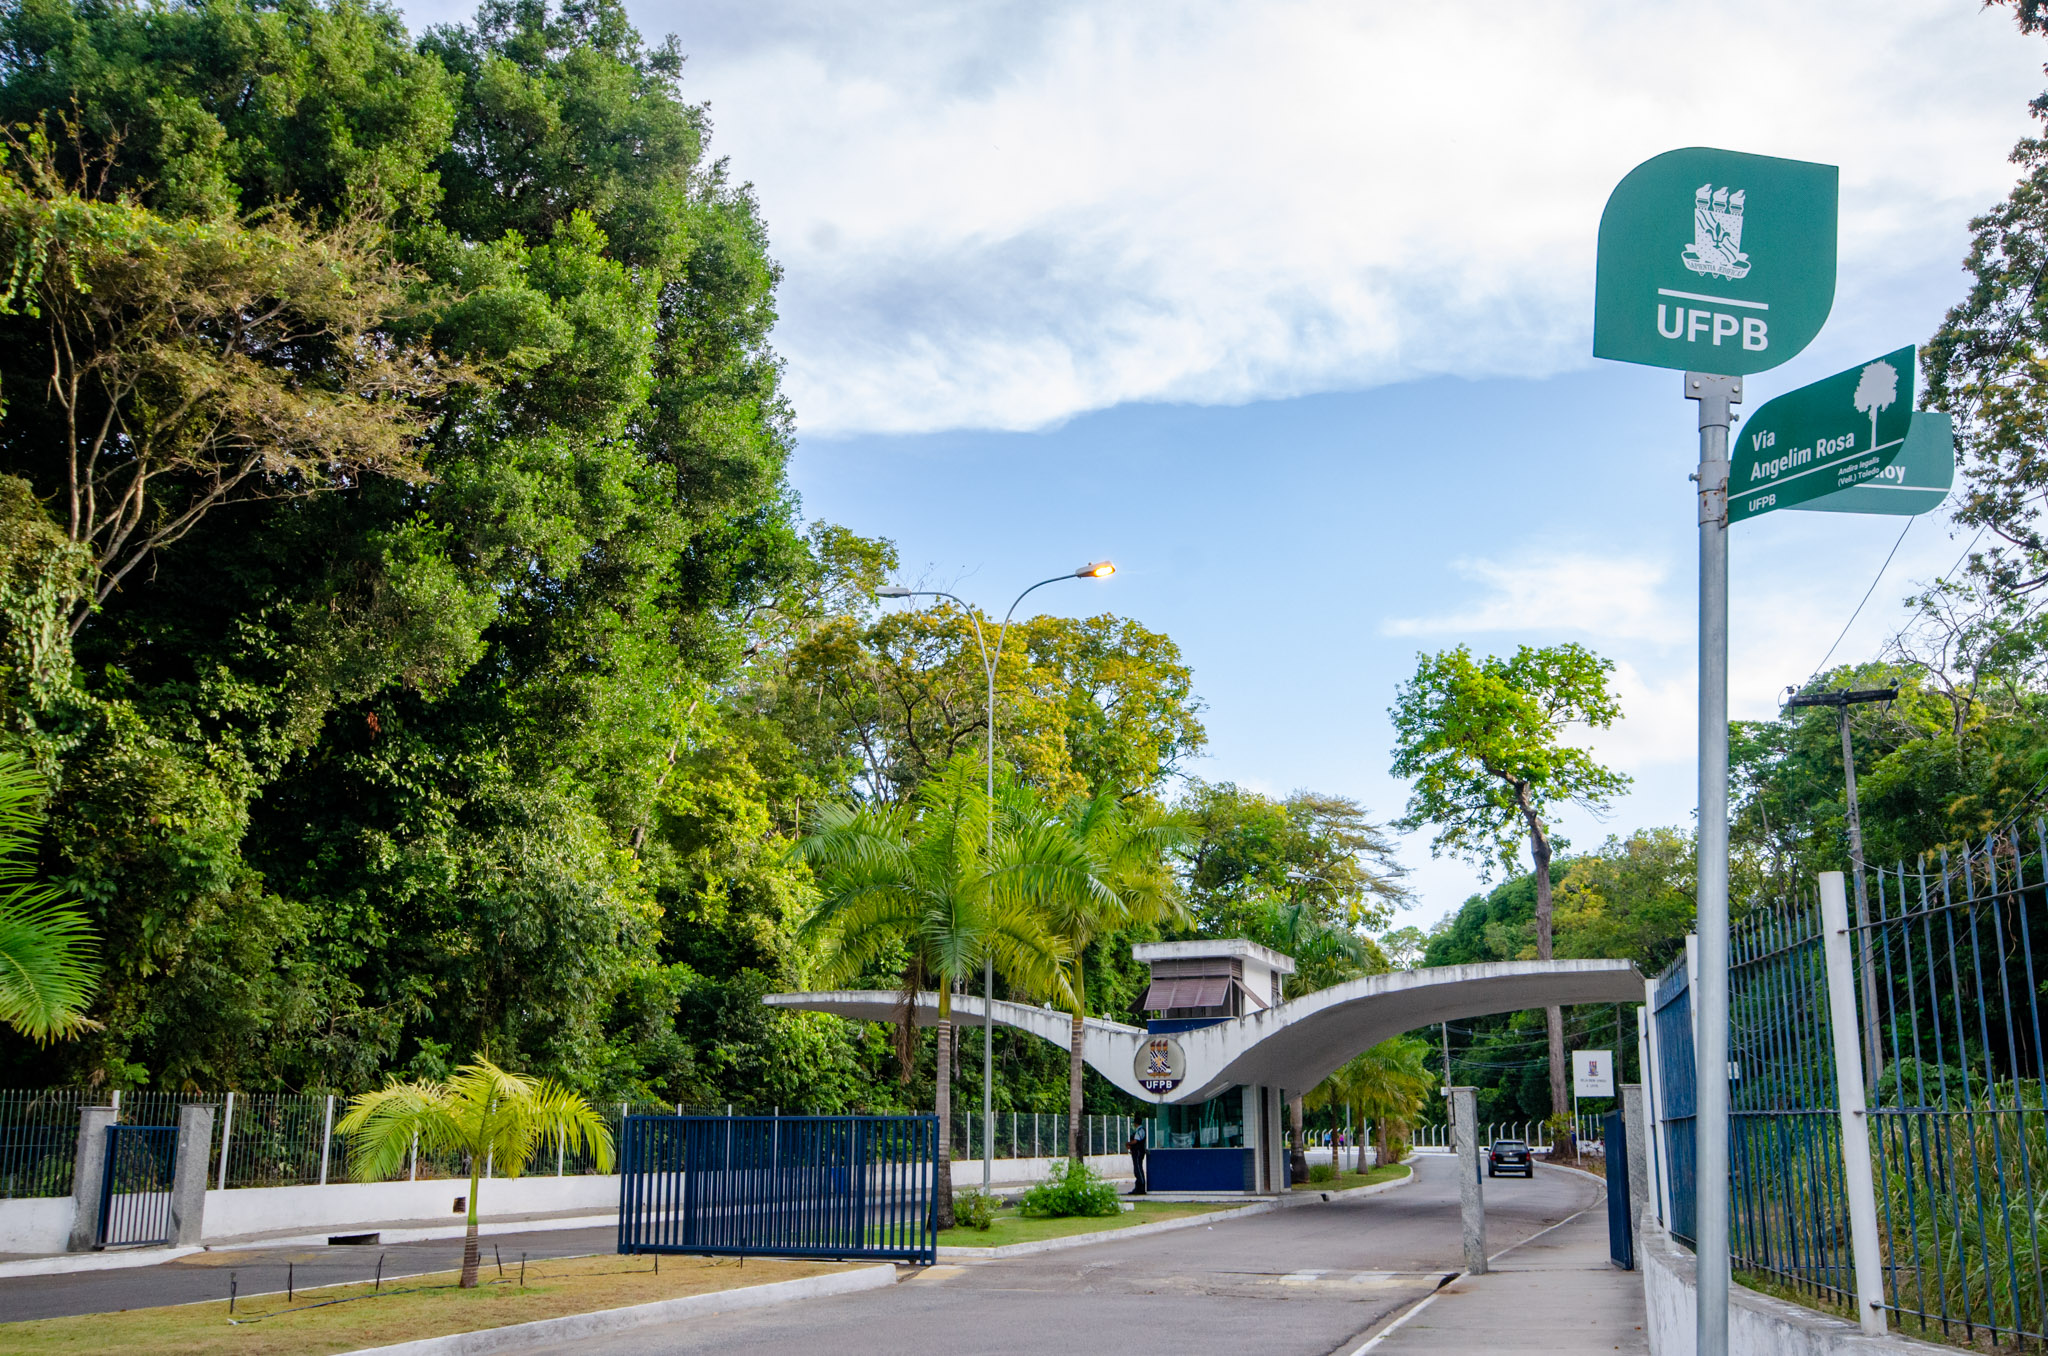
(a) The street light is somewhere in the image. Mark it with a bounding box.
[877,562,1116,1189]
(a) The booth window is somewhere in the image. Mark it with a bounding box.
[1146,1089,1245,1149]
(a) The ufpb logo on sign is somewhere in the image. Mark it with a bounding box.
[1595,147,1838,376]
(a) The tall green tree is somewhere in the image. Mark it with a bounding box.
[794,756,1069,1228]
[0,0,811,1093]
[1389,643,1628,1130]
[1008,787,1184,1159]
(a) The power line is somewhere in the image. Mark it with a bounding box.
[1799,518,1913,689]
[1793,235,2046,697]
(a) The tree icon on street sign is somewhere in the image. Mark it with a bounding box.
[1852,359,1900,457]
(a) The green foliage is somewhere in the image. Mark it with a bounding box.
[0,750,95,1039]
[953,1188,999,1231]
[1017,1157,1121,1219]
[1306,1161,1335,1183]
[1176,781,1407,940]
[1389,643,1629,876]
[1306,1036,1436,1166]
[337,1056,613,1286]
[1554,829,1696,976]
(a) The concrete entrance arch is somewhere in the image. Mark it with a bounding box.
[766,951,1642,1195]
[766,959,1642,1106]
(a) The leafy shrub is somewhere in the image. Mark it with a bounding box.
[954,1188,999,1231]
[1018,1159,1121,1218]
[1307,1162,1336,1183]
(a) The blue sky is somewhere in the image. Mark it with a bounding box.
[404,0,2048,922]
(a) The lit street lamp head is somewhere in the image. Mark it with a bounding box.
[1076,561,1115,578]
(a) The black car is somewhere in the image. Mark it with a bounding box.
[1487,1139,1533,1178]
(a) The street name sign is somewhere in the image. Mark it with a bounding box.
[1595,147,1838,375]
[1793,411,1954,517]
[1728,345,1915,523]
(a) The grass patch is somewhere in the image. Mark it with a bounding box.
[1292,1162,1411,1193]
[2,1252,855,1356]
[937,1199,1237,1248]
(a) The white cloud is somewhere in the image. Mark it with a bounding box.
[554,0,2047,436]
[1384,551,1686,645]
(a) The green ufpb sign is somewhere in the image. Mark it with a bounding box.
[1595,148,1838,374]
[1728,346,1914,522]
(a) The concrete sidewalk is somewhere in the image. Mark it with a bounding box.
[1361,1183,1647,1354]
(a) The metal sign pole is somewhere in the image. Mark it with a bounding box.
[1689,370,1740,1356]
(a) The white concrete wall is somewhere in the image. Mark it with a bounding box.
[0,1196,73,1255]
[950,1154,1128,1190]
[0,1154,1139,1257]
[1639,1214,1949,1355]
[199,1172,620,1241]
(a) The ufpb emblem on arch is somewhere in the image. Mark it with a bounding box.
[1136,1035,1186,1095]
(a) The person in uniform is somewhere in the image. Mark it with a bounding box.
[1126,1120,1149,1195]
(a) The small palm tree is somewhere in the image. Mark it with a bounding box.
[795,755,1068,1229]
[1006,788,1185,1160]
[1307,1036,1437,1172]
[0,753,97,1042]
[336,1059,613,1287]
[1257,892,1375,1167]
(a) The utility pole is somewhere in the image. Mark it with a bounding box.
[1783,685,1896,1089]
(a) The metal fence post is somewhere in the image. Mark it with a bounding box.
[317,1095,334,1187]
[216,1091,233,1192]
[1818,871,1887,1336]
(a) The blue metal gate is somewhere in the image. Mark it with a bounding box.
[97,1124,178,1248]
[1604,1108,1634,1270]
[618,1115,937,1264]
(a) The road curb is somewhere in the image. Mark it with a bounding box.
[937,1202,1272,1260]
[333,1262,899,1356]
[1281,1163,1417,1208]
[0,1214,620,1280]
[0,1245,205,1280]
[936,1163,1416,1260]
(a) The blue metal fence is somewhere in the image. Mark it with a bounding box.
[1643,825,2048,1345]
[618,1114,937,1264]
[1726,889,1858,1308]
[1651,952,1697,1245]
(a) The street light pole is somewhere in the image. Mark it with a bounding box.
[879,560,1114,1189]
[1783,684,1897,1087]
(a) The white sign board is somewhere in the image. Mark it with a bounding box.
[1573,1050,1615,1098]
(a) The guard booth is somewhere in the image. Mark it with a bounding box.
[1133,940,1292,1193]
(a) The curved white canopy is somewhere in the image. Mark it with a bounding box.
[765,959,1643,1104]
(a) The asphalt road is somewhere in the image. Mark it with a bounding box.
[0,1224,622,1323]
[516,1156,1602,1356]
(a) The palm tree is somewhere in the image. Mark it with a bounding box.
[1307,1036,1437,1173]
[1007,787,1185,1160]
[1257,890,1376,1175]
[336,1058,613,1288]
[0,753,96,1041]
[795,756,1068,1229]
